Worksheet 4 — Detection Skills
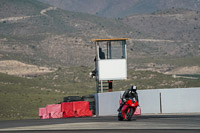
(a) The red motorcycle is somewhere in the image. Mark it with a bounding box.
[118,98,139,121]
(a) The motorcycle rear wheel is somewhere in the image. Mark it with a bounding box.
[118,112,124,121]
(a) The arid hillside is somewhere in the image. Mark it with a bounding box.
[39,0,200,18]
[124,9,200,60]
[0,0,131,66]
[0,0,200,74]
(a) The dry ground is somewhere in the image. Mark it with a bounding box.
[0,60,54,76]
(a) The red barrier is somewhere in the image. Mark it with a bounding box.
[73,101,93,117]
[61,102,74,118]
[39,107,49,119]
[61,101,93,118]
[134,107,141,116]
[40,101,93,119]
[46,104,62,119]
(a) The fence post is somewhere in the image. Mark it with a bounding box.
[160,92,162,114]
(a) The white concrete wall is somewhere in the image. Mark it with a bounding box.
[160,88,200,113]
[138,89,161,114]
[98,91,121,116]
[96,88,200,116]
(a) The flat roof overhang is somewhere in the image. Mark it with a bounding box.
[91,38,129,42]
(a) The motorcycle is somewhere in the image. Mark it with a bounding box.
[118,98,139,121]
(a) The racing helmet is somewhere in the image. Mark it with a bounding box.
[130,85,137,92]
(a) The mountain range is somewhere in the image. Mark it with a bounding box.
[0,0,200,73]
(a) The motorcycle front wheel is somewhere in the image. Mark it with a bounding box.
[125,108,134,121]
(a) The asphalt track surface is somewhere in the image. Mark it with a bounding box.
[0,114,200,133]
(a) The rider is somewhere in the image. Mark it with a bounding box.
[118,85,139,112]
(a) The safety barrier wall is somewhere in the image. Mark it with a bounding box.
[137,89,161,114]
[96,87,200,116]
[160,88,200,113]
[39,101,93,119]
[98,91,121,116]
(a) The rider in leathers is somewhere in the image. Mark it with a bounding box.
[118,85,139,112]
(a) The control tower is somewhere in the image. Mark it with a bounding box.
[92,38,129,93]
